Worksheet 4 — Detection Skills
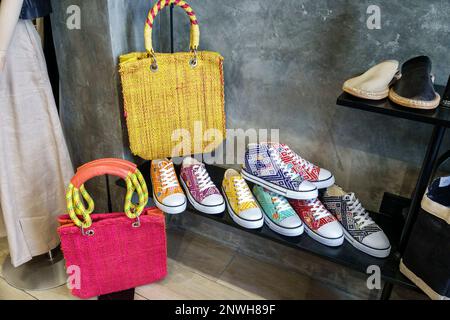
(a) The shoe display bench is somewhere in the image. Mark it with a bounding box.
[116,160,416,300]
[336,83,450,299]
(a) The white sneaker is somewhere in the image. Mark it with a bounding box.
[289,198,344,247]
[150,159,187,214]
[322,185,391,258]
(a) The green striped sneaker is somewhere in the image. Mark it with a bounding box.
[252,185,304,237]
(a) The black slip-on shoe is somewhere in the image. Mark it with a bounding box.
[389,55,441,110]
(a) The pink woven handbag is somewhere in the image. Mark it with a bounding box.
[57,159,167,299]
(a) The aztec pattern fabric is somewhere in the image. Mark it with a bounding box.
[119,0,225,160]
[253,186,296,223]
[271,143,320,181]
[150,160,184,204]
[321,194,381,242]
[289,199,336,231]
[222,175,258,214]
[180,163,221,203]
[244,143,304,190]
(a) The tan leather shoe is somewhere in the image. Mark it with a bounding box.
[343,60,399,100]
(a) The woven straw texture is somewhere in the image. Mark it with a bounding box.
[58,207,167,299]
[119,51,225,160]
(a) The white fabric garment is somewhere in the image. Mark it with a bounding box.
[0,20,73,267]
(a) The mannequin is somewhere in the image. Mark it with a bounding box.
[0,0,73,267]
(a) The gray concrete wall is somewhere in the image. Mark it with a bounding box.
[51,0,450,212]
[169,0,450,210]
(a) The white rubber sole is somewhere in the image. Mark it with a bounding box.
[303,222,344,247]
[241,169,318,200]
[341,227,391,258]
[180,178,225,215]
[310,175,335,190]
[343,84,390,100]
[222,188,264,229]
[153,192,187,215]
[263,214,304,237]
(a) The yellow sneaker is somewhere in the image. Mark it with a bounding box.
[222,169,263,229]
[151,159,186,214]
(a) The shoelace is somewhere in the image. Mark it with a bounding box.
[159,162,179,190]
[233,178,254,205]
[344,193,374,228]
[192,164,215,192]
[271,195,291,212]
[284,146,315,172]
[306,199,329,220]
[270,149,301,181]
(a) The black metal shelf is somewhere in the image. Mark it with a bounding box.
[336,85,450,128]
[336,82,450,299]
[117,161,416,290]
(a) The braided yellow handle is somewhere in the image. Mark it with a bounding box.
[65,168,149,229]
[144,0,200,53]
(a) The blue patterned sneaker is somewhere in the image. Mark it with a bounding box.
[253,185,304,237]
[322,185,391,258]
[241,143,318,200]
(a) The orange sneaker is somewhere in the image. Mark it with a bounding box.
[150,159,186,214]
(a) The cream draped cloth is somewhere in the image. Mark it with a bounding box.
[0,20,73,267]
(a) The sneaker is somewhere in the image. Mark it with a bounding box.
[241,143,317,199]
[222,169,264,229]
[270,143,335,189]
[150,159,186,214]
[322,185,391,258]
[180,157,225,214]
[253,185,304,237]
[289,198,344,247]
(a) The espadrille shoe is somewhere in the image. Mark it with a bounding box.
[389,56,441,110]
[343,60,399,100]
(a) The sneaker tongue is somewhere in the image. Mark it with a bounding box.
[231,175,243,183]
[157,160,170,168]
[183,157,202,168]
[345,192,356,201]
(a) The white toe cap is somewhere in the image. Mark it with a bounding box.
[278,215,303,228]
[298,180,317,192]
[317,221,343,239]
[201,193,224,206]
[240,208,263,221]
[362,231,390,250]
[162,193,186,207]
[318,168,333,182]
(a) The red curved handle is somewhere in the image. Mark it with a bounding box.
[77,158,137,172]
[71,159,136,188]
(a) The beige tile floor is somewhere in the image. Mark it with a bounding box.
[0,227,426,300]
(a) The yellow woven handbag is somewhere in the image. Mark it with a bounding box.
[119,0,225,160]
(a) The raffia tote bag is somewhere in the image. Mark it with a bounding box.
[119,0,226,160]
